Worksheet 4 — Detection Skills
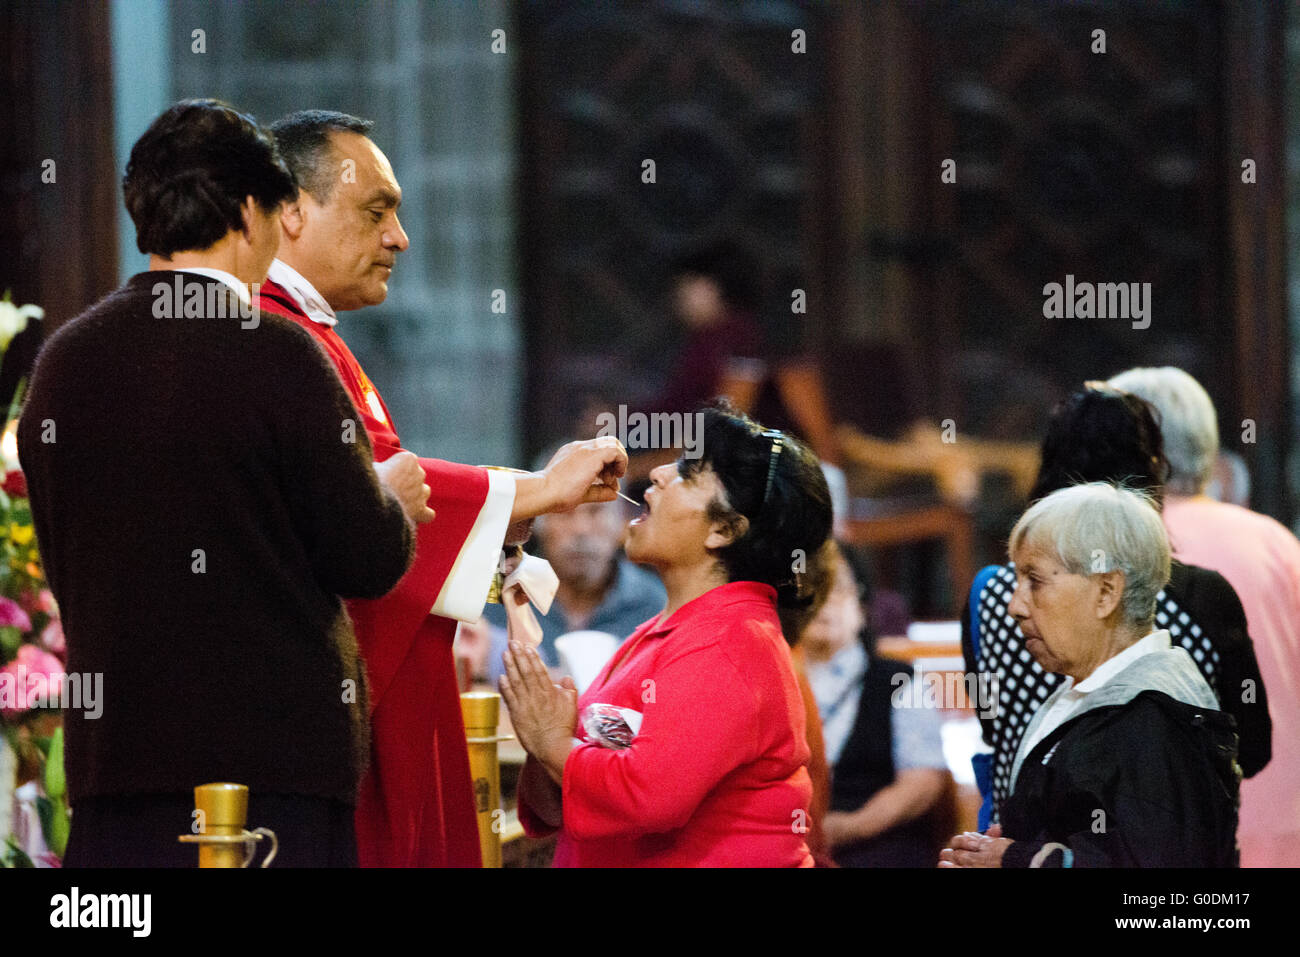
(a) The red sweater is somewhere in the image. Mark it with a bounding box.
[521,581,814,867]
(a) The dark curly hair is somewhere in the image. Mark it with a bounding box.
[1029,384,1170,507]
[123,99,296,257]
[679,402,833,617]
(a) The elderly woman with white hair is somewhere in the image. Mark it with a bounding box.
[941,483,1239,868]
[1109,366,1300,867]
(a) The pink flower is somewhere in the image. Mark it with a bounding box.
[0,595,32,631]
[18,589,57,617]
[0,644,66,718]
[40,619,65,657]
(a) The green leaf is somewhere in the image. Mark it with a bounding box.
[0,626,20,658]
[49,796,69,857]
[6,377,27,423]
[36,794,53,846]
[2,836,35,868]
[44,725,65,799]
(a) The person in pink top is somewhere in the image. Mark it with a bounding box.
[501,404,833,866]
[1109,366,1296,866]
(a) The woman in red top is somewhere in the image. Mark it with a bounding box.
[502,404,833,866]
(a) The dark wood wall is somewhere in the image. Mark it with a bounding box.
[517,0,826,448]
[519,0,1291,523]
[3,0,1290,522]
[1,0,119,399]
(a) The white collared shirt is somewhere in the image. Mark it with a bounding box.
[266,258,337,327]
[173,267,251,309]
[807,641,867,766]
[1016,629,1172,765]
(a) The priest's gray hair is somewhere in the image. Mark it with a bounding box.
[1107,366,1219,495]
[1009,483,1171,630]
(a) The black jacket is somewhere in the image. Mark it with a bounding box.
[963,559,1270,824]
[1001,689,1240,868]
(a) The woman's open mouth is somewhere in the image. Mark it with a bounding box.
[628,498,649,526]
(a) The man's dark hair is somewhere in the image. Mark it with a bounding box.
[1030,385,1170,507]
[123,99,296,257]
[679,401,833,622]
[269,110,375,203]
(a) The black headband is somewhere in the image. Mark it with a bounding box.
[761,429,784,508]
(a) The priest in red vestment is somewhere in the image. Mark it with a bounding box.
[258,110,627,867]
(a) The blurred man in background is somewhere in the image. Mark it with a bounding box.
[479,499,665,685]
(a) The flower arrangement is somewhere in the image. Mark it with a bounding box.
[0,294,65,867]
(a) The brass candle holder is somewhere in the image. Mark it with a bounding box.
[460,692,514,868]
[178,782,278,868]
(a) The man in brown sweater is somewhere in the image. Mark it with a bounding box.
[17,100,426,866]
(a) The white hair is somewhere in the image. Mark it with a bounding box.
[1108,366,1219,495]
[1009,483,1171,629]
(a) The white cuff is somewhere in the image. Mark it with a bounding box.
[431,469,516,622]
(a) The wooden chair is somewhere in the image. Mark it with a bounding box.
[836,422,1038,616]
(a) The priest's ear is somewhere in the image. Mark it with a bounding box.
[279,195,306,241]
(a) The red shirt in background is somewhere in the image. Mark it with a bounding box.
[520,581,814,867]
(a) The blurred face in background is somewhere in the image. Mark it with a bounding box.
[801,553,865,660]
[674,274,726,330]
[539,501,627,592]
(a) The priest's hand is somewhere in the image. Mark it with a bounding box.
[511,436,628,522]
[374,450,435,524]
[500,641,578,782]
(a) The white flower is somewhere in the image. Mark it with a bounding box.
[0,300,42,352]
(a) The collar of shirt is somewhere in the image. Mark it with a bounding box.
[266,258,337,327]
[807,641,867,707]
[636,580,778,641]
[173,267,251,309]
[1069,628,1172,696]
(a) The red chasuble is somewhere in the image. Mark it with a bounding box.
[259,278,496,867]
